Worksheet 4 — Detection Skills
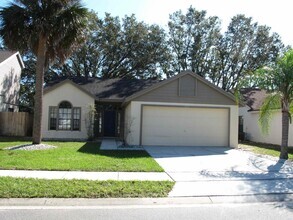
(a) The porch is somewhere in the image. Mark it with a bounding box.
[95,102,124,139]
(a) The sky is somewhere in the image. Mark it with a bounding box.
[85,0,292,46]
[0,0,292,46]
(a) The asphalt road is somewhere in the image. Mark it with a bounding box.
[1,202,292,220]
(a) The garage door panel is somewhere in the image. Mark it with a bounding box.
[142,106,229,146]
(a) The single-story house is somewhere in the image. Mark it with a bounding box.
[0,50,24,112]
[43,71,238,147]
[239,88,293,146]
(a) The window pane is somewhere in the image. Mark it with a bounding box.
[49,107,57,130]
[73,108,81,130]
[58,106,72,130]
[73,108,80,119]
[73,119,80,131]
[50,118,57,130]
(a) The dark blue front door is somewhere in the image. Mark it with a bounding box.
[104,110,116,137]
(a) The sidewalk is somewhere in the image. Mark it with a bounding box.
[0,169,172,181]
[1,169,293,198]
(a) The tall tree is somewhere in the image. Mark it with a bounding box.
[167,7,283,90]
[167,6,221,77]
[255,49,293,159]
[18,52,36,112]
[51,11,102,79]
[0,0,88,144]
[54,13,169,79]
[211,15,283,91]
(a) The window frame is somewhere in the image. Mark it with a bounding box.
[48,101,81,131]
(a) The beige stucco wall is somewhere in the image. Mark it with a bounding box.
[124,103,133,144]
[239,107,293,146]
[42,82,95,140]
[125,101,238,148]
[0,54,22,112]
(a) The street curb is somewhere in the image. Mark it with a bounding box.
[0,194,292,206]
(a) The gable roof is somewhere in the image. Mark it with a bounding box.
[44,77,159,101]
[44,79,96,99]
[0,51,15,63]
[44,71,237,104]
[240,88,268,111]
[0,50,25,69]
[123,70,236,105]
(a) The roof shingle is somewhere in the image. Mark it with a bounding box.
[0,50,16,64]
[240,88,268,111]
[45,77,159,101]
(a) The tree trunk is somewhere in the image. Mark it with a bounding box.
[32,36,47,144]
[280,103,289,159]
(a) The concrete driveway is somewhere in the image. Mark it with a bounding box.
[144,146,293,197]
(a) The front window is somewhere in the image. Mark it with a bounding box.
[58,101,72,130]
[73,108,81,131]
[49,101,81,131]
[49,107,57,130]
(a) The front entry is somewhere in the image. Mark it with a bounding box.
[95,103,122,138]
[103,110,116,137]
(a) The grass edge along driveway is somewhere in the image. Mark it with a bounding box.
[0,177,174,198]
[0,139,163,172]
[239,141,293,161]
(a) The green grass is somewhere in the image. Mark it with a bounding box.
[0,138,163,172]
[239,141,293,160]
[0,177,174,198]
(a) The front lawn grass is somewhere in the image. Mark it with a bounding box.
[0,177,174,198]
[0,138,163,172]
[239,141,293,160]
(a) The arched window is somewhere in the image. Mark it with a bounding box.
[58,101,72,130]
[59,101,72,109]
[49,101,81,131]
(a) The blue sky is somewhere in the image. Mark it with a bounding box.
[0,0,292,46]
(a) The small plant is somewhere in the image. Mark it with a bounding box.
[85,104,97,141]
[124,117,135,146]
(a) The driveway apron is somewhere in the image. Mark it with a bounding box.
[144,146,293,197]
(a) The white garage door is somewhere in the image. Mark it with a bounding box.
[141,106,229,146]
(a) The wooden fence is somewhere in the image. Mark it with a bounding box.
[0,112,33,136]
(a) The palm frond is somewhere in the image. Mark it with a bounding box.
[0,2,33,52]
[259,93,281,134]
[47,2,88,63]
[0,0,88,64]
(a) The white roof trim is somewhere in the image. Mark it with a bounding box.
[0,51,25,69]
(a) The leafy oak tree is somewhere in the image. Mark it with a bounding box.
[167,7,283,90]
[167,6,221,78]
[210,15,283,91]
[54,12,170,79]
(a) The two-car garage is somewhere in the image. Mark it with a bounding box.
[124,71,238,148]
[141,105,229,147]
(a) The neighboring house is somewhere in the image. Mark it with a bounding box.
[43,71,238,147]
[0,50,24,112]
[239,88,293,146]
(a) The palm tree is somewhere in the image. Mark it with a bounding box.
[258,49,293,159]
[0,0,88,144]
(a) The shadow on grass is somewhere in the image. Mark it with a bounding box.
[240,141,293,155]
[77,142,151,159]
[0,136,32,142]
